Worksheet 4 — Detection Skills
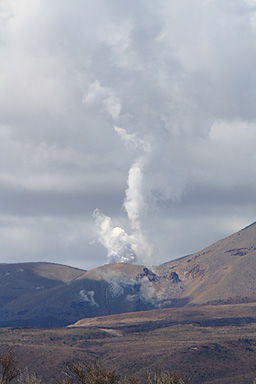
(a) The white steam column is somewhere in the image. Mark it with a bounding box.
[93,126,153,264]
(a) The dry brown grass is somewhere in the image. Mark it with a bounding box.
[0,304,256,383]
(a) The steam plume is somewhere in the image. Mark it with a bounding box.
[93,126,153,264]
[93,208,136,264]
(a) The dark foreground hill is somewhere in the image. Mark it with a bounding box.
[1,221,256,327]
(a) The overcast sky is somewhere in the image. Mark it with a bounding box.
[0,0,256,270]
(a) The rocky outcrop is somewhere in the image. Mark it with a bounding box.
[137,268,160,282]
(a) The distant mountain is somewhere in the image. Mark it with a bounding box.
[1,222,256,327]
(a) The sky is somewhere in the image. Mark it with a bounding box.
[0,0,256,270]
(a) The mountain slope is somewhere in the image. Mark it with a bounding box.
[1,222,256,327]
[64,221,256,327]
[0,264,156,327]
[0,262,85,325]
[157,221,256,305]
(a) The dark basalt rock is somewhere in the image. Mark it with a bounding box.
[137,268,160,282]
[162,271,181,283]
[168,271,181,283]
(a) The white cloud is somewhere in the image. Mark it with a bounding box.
[103,96,121,120]
[83,80,121,119]
[0,0,255,269]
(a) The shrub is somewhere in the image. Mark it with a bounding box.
[17,368,41,384]
[60,360,121,384]
[0,351,187,384]
[0,349,19,384]
[144,370,186,384]
[60,361,186,384]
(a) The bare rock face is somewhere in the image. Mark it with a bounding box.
[137,268,182,284]
[137,267,160,282]
[167,272,181,283]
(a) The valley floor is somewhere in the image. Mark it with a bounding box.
[1,303,256,383]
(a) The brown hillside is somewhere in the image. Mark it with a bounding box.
[157,221,256,304]
[76,263,145,281]
[31,262,85,282]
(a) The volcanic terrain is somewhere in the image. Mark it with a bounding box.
[0,222,256,327]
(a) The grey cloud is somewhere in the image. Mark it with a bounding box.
[0,0,255,269]
[0,186,124,217]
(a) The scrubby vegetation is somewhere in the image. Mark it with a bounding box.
[17,368,41,384]
[60,360,186,384]
[2,348,256,384]
[0,350,19,384]
[0,350,185,384]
